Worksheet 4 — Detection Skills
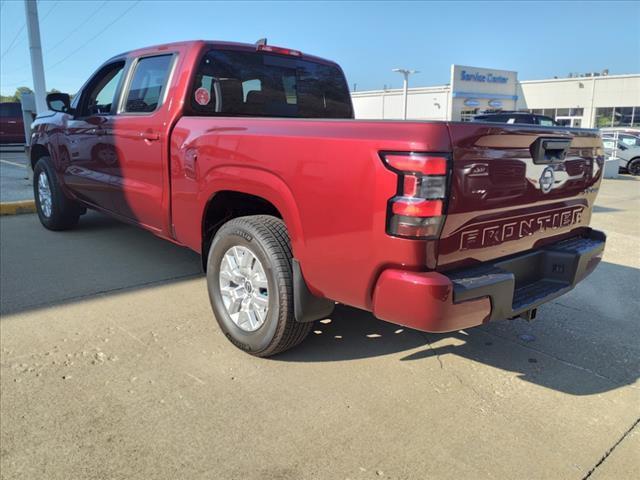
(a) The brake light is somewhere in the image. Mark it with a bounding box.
[256,44,302,57]
[382,153,449,239]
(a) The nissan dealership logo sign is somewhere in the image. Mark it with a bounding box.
[460,70,509,84]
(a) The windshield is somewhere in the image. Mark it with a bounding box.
[188,49,353,118]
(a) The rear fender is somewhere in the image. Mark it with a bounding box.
[198,165,305,260]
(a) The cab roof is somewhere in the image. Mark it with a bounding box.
[109,40,339,67]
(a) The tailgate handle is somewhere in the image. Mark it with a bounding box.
[530,137,571,164]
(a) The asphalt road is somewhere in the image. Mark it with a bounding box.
[1,178,639,480]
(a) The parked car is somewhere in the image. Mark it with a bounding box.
[0,102,25,144]
[472,111,558,126]
[29,40,606,356]
[601,131,640,148]
[600,127,640,137]
[601,134,640,175]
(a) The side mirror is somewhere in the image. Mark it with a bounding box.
[46,92,71,113]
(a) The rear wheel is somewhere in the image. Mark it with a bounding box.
[33,156,83,230]
[206,215,312,357]
[627,158,640,176]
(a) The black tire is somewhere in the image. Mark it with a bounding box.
[628,158,640,176]
[206,215,312,357]
[33,156,83,230]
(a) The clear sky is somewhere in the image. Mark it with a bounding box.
[1,0,639,96]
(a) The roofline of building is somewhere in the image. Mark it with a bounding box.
[351,72,640,97]
[518,73,640,84]
[352,85,449,97]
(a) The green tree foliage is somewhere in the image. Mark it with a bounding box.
[0,86,63,103]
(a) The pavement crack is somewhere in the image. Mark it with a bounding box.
[420,333,444,369]
[581,417,640,479]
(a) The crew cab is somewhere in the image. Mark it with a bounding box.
[30,40,606,357]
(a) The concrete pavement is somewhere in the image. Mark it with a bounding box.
[1,178,639,479]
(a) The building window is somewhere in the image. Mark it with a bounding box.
[569,108,584,116]
[595,107,614,127]
[634,107,640,126]
[460,108,478,122]
[613,107,634,126]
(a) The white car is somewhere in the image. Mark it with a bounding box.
[601,134,640,175]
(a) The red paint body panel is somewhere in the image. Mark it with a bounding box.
[438,124,603,271]
[372,269,491,332]
[28,40,606,333]
[170,117,452,309]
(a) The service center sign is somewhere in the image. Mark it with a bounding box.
[450,64,518,94]
[460,70,509,84]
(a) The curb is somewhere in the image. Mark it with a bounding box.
[0,200,36,216]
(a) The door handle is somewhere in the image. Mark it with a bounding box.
[140,131,159,141]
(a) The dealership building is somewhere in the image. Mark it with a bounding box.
[351,64,640,128]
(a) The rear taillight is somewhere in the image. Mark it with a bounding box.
[382,152,449,239]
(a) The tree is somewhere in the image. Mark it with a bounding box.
[0,86,64,103]
[15,87,33,102]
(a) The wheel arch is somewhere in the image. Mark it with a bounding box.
[194,165,306,264]
[201,190,283,270]
[30,143,50,170]
[628,157,640,175]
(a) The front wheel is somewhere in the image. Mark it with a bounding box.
[206,215,312,357]
[627,158,640,176]
[33,156,83,230]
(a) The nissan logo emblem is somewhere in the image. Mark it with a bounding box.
[539,166,555,194]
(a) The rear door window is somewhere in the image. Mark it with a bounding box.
[189,49,353,118]
[124,55,174,113]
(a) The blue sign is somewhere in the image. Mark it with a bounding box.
[464,99,480,107]
[488,100,502,108]
[461,70,508,84]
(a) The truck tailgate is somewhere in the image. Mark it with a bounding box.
[437,123,604,271]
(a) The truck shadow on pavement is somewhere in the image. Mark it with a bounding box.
[2,212,637,397]
[279,261,639,396]
[0,212,203,316]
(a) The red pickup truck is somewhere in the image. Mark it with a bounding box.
[30,40,606,357]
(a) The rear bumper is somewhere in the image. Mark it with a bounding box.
[372,229,606,333]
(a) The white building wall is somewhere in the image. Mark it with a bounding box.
[352,87,449,120]
[516,75,640,127]
[351,68,640,128]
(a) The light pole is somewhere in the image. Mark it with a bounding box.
[24,0,47,114]
[392,68,418,120]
